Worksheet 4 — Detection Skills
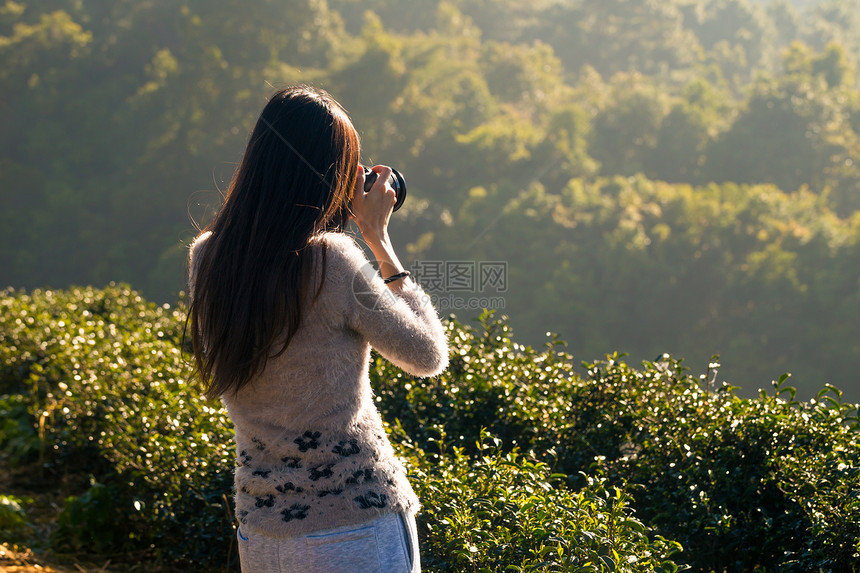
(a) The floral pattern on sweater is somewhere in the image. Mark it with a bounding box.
[231,405,419,535]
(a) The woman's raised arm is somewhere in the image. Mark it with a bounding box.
[325,232,449,378]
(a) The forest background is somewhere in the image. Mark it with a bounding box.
[3,0,860,402]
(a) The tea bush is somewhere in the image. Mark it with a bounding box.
[0,285,235,566]
[1,285,858,571]
[0,494,29,540]
[371,314,860,571]
[600,365,860,571]
[392,427,682,572]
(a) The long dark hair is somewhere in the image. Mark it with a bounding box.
[189,85,361,399]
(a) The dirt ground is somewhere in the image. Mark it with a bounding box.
[0,468,199,573]
[0,543,203,573]
[0,543,81,572]
[0,465,122,573]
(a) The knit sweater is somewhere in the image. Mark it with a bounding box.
[188,230,449,538]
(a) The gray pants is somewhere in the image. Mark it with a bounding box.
[237,511,421,573]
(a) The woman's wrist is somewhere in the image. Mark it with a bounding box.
[363,233,406,282]
[360,228,390,249]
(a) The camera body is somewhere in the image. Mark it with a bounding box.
[362,166,407,212]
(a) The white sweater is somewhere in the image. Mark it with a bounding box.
[188,230,449,537]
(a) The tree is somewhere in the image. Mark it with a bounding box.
[589,73,669,176]
[533,0,703,79]
[646,78,729,182]
[703,42,859,202]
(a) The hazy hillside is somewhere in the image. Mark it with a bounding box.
[2,0,860,400]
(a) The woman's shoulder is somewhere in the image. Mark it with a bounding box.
[189,231,213,262]
[315,231,368,270]
[306,232,373,312]
[187,231,213,289]
[318,230,358,251]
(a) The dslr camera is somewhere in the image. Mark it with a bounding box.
[362,166,407,212]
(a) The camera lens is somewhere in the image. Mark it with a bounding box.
[389,169,406,212]
[362,166,407,212]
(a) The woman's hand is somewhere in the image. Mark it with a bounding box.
[351,165,397,246]
[350,165,409,288]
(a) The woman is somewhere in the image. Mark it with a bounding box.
[187,85,449,572]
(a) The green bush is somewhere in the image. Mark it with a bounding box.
[372,312,860,571]
[394,427,682,572]
[0,494,29,539]
[0,285,235,567]
[597,364,860,571]
[0,393,39,466]
[53,481,130,553]
[1,286,858,571]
